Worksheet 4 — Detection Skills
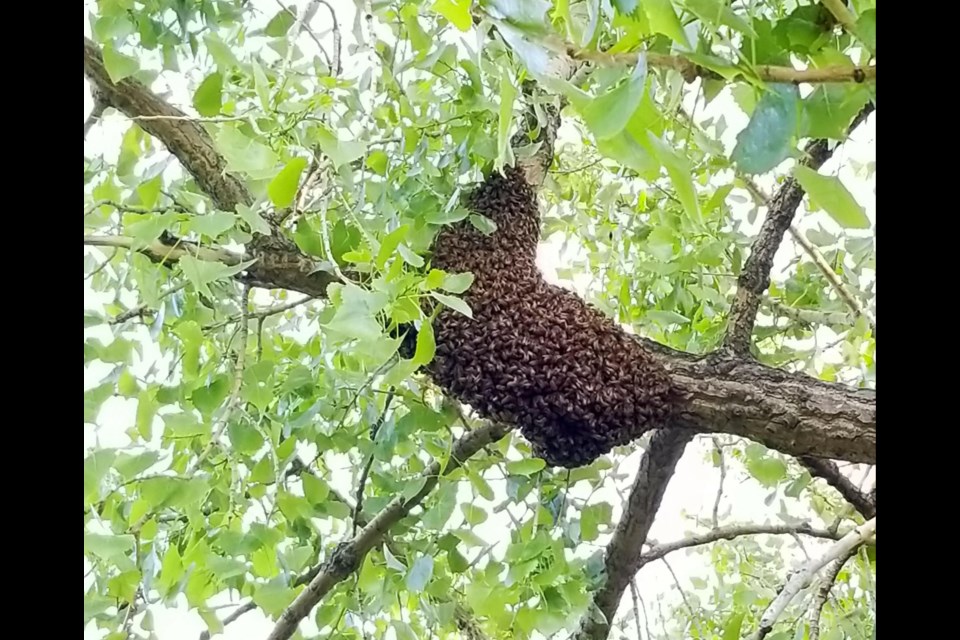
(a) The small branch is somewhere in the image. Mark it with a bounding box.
[267,421,513,640]
[661,557,700,635]
[188,285,252,474]
[807,546,858,640]
[198,601,257,640]
[711,437,725,526]
[110,282,189,325]
[820,0,875,57]
[723,103,874,355]
[640,523,840,567]
[788,226,876,337]
[84,96,107,139]
[574,428,695,640]
[749,518,876,640]
[798,456,876,519]
[569,49,875,85]
[352,388,396,534]
[84,234,244,267]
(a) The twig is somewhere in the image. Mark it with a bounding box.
[110,282,189,325]
[711,437,725,526]
[84,96,107,139]
[198,601,257,640]
[188,285,252,474]
[84,249,116,281]
[661,557,701,637]
[266,421,512,640]
[819,0,875,57]
[807,546,858,640]
[788,227,876,337]
[628,580,644,640]
[568,49,875,85]
[798,456,876,519]
[352,388,396,534]
[639,523,840,567]
[749,518,876,640]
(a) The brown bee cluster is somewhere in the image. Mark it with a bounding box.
[426,166,677,468]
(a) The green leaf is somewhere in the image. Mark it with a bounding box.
[237,204,272,235]
[193,72,223,117]
[163,412,210,438]
[686,0,756,36]
[793,166,870,229]
[802,86,872,140]
[178,256,255,298]
[461,504,488,525]
[376,224,410,269]
[215,126,279,178]
[469,214,498,235]
[732,84,800,175]
[406,555,434,592]
[85,533,136,560]
[136,389,159,439]
[268,157,309,208]
[430,292,472,318]
[242,361,276,411]
[84,449,117,502]
[646,132,701,222]
[323,284,389,340]
[191,375,230,417]
[366,150,389,175]
[392,621,420,640]
[442,272,475,294]
[746,454,787,487]
[253,580,298,616]
[84,383,114,423]
[432,0,473,30]
[101,43,139,83]
[579,59,648,140]
[114,451,161,480]
[187,212,236,239]
[313,125,365,168]
[413,320,436,366]
[250,456,276,484]
[642,0,689,48]
[265,9,296,36]
[426,207,470,225]
[722,612,745,640]
[506,458,545,476]
[302,473,330,504]
[496,74,518,171]
[580,503,612,541]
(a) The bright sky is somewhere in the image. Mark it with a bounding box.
[84,1,875,638]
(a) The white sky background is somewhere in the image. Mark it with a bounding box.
[84,1,876,638]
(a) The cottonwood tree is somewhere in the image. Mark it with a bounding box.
[83,1,876,639]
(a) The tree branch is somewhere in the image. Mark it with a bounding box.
[723,102,874,354]
[570,49,875,85]
[798,456,876,519]
[788,226,876,336]
[83,37,251,212]
[266,421,512,640]
[574,428,695,640]
[806,546,858,640]
[84,235,244,266]
[749,517,876,640]
[640,522,840,567]
[820,0,875,57]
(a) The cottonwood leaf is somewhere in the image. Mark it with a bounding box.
[732,84,800,175]
[793,166,870,229]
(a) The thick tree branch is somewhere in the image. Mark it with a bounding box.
[84,37,251,212]
[574,428,695,640]
[658,347,875,463]
[267,422,512,640]
[724,103,875,355]
[798,456,875,518]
